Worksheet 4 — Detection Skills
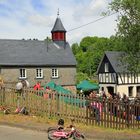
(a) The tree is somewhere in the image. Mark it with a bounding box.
[80,36,99,52]
[71,43,79,55]
[109,0,140,72]
[72,36,118,81]
[76,72,89,84]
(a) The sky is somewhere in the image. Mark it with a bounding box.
[0,0,118,45]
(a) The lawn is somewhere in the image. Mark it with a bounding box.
[0,112,140,140]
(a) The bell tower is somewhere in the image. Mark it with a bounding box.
[51,10,66,43]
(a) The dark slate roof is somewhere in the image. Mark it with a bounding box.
[51,18,66,32]
[0,39,76,66]
[97,51,128,73]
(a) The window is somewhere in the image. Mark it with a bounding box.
[54,33,59,40]
[52,68,58,78]
[128,86,133,97]
[36,69,43,78]
[105,63,109,72]
[60,33,64,40]
[19,69,26,79]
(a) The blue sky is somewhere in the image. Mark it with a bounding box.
[0,0,117,44]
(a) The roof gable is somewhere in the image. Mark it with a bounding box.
[97,51,128,73]
[97,53,115,73]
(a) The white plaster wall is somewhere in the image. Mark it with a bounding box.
[99,84,140,98]
[117,84,139,97]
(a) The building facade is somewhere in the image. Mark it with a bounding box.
[0,17,77,91]
[97,51,140,98]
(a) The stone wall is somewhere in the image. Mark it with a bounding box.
[1,67,76,88]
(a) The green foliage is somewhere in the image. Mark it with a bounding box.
[76,72,89,84]
[109,36,125,51]
[72,0,140,82]
[71,43,79,55]
[80,36,98,52]
[109,0,140,72]
[72,36,122,82]
[73,0,140,83]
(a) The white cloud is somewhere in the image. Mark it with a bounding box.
[28,14,54,27]
[0,0,117,45]
[67,0,117,44]
[74,0,110,21]
[87,0,106,15]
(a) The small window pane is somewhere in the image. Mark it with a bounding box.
[105,63,109,72]
[36,69,43,78]
[19,69,26,78]
[52,68,58,78]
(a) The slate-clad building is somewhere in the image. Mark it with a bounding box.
[97,51,140,98]
[0,17,77,91]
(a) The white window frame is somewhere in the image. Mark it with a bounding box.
[51,68,58,78]
[105,63,109,72]
[19,68,26,79]
[36,68,43,78]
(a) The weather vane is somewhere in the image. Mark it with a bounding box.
[57,8,59,17]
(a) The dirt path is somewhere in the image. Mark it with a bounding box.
[0,114,140,140]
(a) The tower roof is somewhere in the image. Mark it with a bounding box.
[51,17,66,32]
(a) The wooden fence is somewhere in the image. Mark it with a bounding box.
[0,87,140,130]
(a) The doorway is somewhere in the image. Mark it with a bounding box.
[128,86,133,97]
[136,86,140,97]
[107,86,114,97]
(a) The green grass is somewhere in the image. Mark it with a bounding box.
[0,112,140,140]
[1,90,140,136]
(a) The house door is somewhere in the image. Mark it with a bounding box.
[136,86,140,97]
[107,86,114,97]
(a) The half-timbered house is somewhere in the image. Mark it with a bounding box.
[97,51,140,98]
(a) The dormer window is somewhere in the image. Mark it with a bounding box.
[105,63,109,72]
